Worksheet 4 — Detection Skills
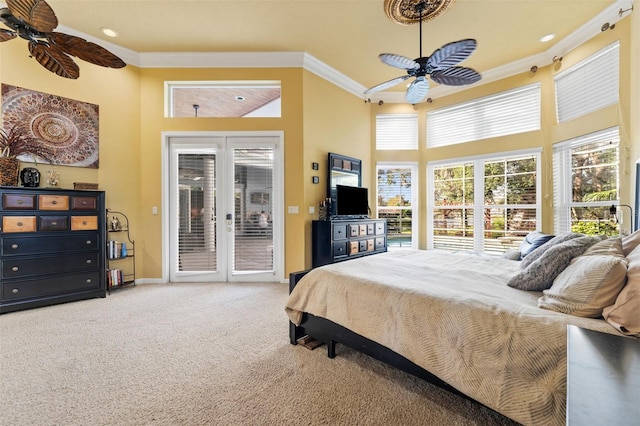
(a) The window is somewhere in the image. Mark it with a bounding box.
[428,150,541,254]
[376,114,418,150]
[553,127,620,236]
[427,83,540,148]
[376,164,418,249]
[165,81,281,118]
[554,41,619,123]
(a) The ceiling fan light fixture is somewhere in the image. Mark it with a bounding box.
[539,33,555,43]
[101,27,118,38]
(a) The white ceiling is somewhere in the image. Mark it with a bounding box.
[1,1,635,103]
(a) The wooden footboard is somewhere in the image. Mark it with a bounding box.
[288,270,461,397]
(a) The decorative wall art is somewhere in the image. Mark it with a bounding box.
[1,84,99,168]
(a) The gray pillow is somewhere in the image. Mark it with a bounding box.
[520,232,583,269]
[507,235,601,291]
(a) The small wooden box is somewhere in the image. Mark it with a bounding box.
[73,182,98,190]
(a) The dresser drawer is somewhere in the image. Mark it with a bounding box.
[375,222,385,235]
[39,215,69,231]
[332,224,347,241]
[2,233,99,256]
[2,252,100,279]
[2,271,101,302]
[2,216,37,233]
[375,237,386,250]
[349,240,359,255]
[333,241,348,258]
[348,224,359,238]
[71,216,98,230]
[71,196,98,211]
[2,194,36,210]
[39,195,69,210]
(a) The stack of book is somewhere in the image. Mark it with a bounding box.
[107,240,126,259]
[107,269,124,287]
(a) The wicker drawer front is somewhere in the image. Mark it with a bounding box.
[2,194,36,210]
[2,252,100,279]
[2,216,37,233]
[39,216,69,231]
[71,216,98,230]
[2,233,99,256]
[2,272,101,302]
[39,195,69,210]
[71,196,98,211]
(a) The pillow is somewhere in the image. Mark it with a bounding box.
[507,235,601,291]
[602,244,640,336]
[621,229,640,256]
[582,237,624,257]
[520,232,584,269]
[518,231,554,258]
[537,255,628,317]
[502,249,522,260]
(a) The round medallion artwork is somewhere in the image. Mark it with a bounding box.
[1,85,99,168]
[383,0,457,25]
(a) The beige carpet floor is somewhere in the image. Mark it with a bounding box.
[0,282,519,425]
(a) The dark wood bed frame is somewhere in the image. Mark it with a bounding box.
[288,270,463,397]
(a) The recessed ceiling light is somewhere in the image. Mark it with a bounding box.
[235,96,245,101]
[101,27,118,38]
[539,33,555,43]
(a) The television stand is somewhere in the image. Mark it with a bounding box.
[311,218,387,267]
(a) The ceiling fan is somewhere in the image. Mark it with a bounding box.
[0,0,126,79]
[365,2,481,104]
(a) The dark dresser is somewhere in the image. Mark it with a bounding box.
[0,187,106,313]
[312,218,387,267]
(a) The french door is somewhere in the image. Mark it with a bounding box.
[166,133,283,282]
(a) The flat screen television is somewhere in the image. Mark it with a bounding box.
[335,185,369,218]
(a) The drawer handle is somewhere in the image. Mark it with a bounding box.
[82,221,87,225]
[86,240,92,245]
[86,259,92,264]
[12,288,18,294]
[51,221,58,225]
[82,201,88,205]
[17,199,23,204]
[11,243,18,249]
[86,279,92,283]
[11,266,19,272]
[16,221,23,227]
[52,200,57,205]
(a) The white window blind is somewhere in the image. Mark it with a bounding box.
[376,114,418,150]
[553,127,620,234]
[427,83,540,148]
[554,41,619,123]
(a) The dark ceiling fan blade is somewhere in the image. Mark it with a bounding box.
[28,40,79,79]
[431,67,481,86]
[6,0,58,33]
[379,53,420,70]
[49,33,126,69]
[364,75,412,95]
[0,28,17,41]
[406,76,429,104]
[426,39,477,72]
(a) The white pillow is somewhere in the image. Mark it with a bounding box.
[603,243,640,336]
[538,255,628,317]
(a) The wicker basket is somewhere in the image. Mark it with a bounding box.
[0,157,20,186]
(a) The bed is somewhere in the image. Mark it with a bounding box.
[285,248,628,426]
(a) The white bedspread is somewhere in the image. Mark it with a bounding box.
[285,250,619,426]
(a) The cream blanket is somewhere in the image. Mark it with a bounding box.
[285,250,618,426]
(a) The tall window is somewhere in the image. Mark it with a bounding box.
[553,127,620,235]
[376,164,418,249]
[428,150,540,254]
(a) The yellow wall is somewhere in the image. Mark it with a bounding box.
[302,70,371,265]
[373,17,636,247]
